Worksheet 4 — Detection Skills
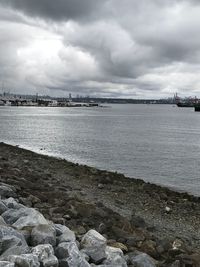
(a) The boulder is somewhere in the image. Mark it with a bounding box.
[81,229,107,264]
[31,244,58,267]
[2,208,30,224]
[65,242,90,267]
[12,208,48,229]
[8,254,40,267]
[103,246,127,267]
[0,225,28,247]
[56,225,76,244]
[0,262,15,267]
[31,224,56,247]
[0,216,7,226]
[2,197,23,209]
[0,185,16,199]
[0,201,8,214]
[55,242,69,259]
[129,252,157,267]
[0,225,29,260]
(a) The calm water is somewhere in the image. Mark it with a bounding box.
[0,104,200,196]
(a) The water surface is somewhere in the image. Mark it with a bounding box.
[1,104,200,196]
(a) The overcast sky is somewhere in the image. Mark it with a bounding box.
[0,0,200,98]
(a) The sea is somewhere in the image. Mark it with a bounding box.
[0,104,200,196]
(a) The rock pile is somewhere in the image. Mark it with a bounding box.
[0,182,198,267]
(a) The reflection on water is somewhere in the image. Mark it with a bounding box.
[1,104,200,196]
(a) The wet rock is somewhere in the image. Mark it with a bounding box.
[81,229,107,263]
[103,246,127,267]
[31,244,58,267]
[7,254,40,267]
[31,224,56,247]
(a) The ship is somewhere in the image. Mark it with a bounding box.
[176,102,195,107]
[194,104,200,112]
[174,93,197,107]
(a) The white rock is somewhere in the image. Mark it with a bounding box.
[2,197,23,209]
[0,261,15,267]
[12,208,48,229]
[8,254,40,267]
[55,224,76,243]
[81,229,107,264]
[103,246,127,267]
[65,242,90,267]
[31,244,58,267]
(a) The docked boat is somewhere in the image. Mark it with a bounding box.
[194,104,200,112]
[177,102,194,107]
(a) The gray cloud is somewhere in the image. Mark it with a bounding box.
[1,0,107,22]
[0,0,200,98]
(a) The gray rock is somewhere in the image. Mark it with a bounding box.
[55,242,69,259]
[55,224,67,236]
[2,197,24,209]
[0,201,8,214]
[31,224,56,247]
[2,208,30,224]
[0,185,16,199]
[56,225,76,244]
[0,262,15,267]
[129,252,157,267]
[65,242,90,267]
[0,216,7,226]
[91,265,123,267]
[103,246,127,267]
[0,244,30,260]
[31,244,58,267]
[8,254,40,267]
[58,259,69,267]
[0,225,28,246]
[0,225,29,259]
[12,208,48,229]
[81,229,107,264]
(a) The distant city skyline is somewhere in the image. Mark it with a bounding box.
[0,0,200,98]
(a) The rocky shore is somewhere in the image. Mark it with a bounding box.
[0,142,200,266]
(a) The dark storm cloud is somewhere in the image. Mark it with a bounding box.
[1,0,107,22]
[0,0,200,97]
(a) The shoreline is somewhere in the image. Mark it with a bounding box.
[2,141,199,200]
[1,142,200,265]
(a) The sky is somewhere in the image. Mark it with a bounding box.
[0,0,200,98]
